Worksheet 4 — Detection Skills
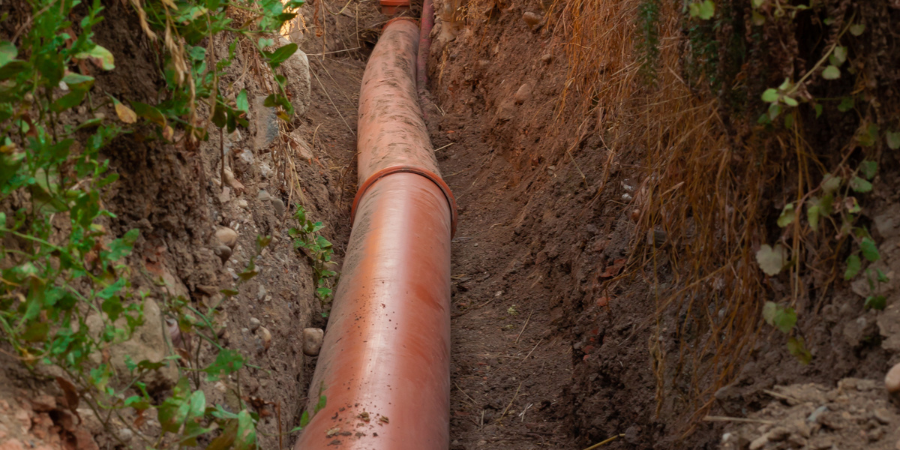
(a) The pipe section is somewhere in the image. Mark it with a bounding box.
[417,0,434,96]
[293,18,455,450]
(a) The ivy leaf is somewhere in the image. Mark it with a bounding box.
[782,96,798,107]
[314,395,327,414]
[762,301,778,325]
[777,203,796,227]
[860,237,880,262]
[756,244,787,276]
[849,23,865,36]
[822,65,840,80]
[787,336,812,364]
[814,103,823,118]
[132,102,167,127]
[859,160,878,180]
[204,349,245,380]
[234,410,257,450]
[773,306,797,333]
[844,254,861,280]
[101,296,123,323]
[264,43,298,68]
[858,122,879,147]
[752,10,765,25]
[104,229,140,261]
[299,410,310,428]
[761,89,779,103]
[807,203,821,231]
[864,295,886,310]
[886,131,900,150]
[688,0,715,20]
[0,41,16,67]
[236,90,250,114]
[849,176,872,193]
[821,174,841,194]
[114,99,137,124]
[837,97,854,112]
[831,46,847,65]
[76,45,115,70]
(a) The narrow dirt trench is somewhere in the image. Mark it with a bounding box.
[433,120,574,449]
[430,115,576,448]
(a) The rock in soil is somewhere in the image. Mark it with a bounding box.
[887,362,900,393]
[303,328,324,356]
[213,245,232,263]
[215,227,238,249]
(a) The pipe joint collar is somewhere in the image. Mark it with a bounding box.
[352,165,458,237]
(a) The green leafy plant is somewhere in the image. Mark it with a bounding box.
[1,0,309,445]
[289,206,338,312]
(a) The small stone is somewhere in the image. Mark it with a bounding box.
[237,199,248,208]
[748,435,768,450]
[271,197,286,217]
[886,362,900,393]
[541,53,552,64]
[215,228,238,249]
[223,168,245,193]
[118,428,133,442]
[257,285,267,301]
[868,427,885,442]
[766,427,790,442]
[279,44,311,117]
[240,148,255,165]
[218,187,232,203]
[303,328,324,356]
[213,245,232,264]
[807,405,828,422]
[253,95,279,151]
[249,318,261,332]
[873,408,892,424]
[522,11,541,27]
[258,189,272,202]
[259,162,273,179]
[196,285,218,296]
[259,327,272,351]
[513,83,532,104]
[30,395,56,412]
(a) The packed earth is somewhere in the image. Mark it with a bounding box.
[2,0,900,449]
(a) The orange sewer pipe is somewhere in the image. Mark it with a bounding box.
[293,18,456,450]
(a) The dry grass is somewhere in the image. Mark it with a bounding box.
[551,0,844,435]
[459,0,892,438]
[528,0,784,434]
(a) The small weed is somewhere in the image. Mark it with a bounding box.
[289,206,338,313]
